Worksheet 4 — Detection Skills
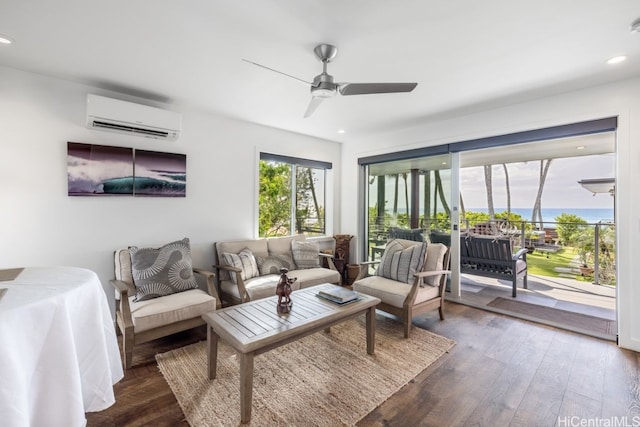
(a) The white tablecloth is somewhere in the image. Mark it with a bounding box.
[0,267,124,427]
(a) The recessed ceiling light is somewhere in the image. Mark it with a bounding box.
[0,34,14,45]
[606,56,627,65]
[337,129,345,134]
[577,146,585,150]
[631,17,640,33]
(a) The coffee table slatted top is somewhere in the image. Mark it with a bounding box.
[203,284,380,353]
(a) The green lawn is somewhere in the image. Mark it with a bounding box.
[518,246,589,281]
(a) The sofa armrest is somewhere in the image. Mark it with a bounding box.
[212,263,250,303]
[193,268,221,309]
[318,252,338,271]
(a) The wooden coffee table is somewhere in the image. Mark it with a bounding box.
[202,283,381,423]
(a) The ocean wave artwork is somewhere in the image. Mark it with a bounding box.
[67,142,134,196]
[67,142,187,197]
[134,150,186,197]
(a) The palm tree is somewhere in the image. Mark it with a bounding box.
[392,174,399,215]
[484,165,495,219]
[423,171,432,227]
[503,164,511,217]
[434,170,450,215]
[532,159,552,229]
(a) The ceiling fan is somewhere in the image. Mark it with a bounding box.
[243,44,418,118]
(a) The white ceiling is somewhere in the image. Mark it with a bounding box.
[1,1,639,144]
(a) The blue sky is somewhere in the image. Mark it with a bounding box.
[460,153,615,209]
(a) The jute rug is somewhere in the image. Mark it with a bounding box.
[156,315,455,426]
[487,297,617,336]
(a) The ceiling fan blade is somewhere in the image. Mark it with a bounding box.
[242,59,311,85]
[339,82,417,96]
[304,97,324,118]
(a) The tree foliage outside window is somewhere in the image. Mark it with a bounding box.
[259,159,326,237]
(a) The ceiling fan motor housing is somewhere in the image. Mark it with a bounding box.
[311,73,337,97]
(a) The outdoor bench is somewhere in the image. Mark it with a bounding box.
[459,234,528,297]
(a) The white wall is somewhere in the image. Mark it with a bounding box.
[340,77,640,351]
[0,66,341,315]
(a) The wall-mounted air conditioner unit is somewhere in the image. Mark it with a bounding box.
[86,94,181,141]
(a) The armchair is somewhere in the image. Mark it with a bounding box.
[111,238,220,369]
[352,239,450,338]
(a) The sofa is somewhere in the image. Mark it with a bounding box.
[213,235,342,305]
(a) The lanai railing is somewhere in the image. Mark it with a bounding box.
[369,217,616,286]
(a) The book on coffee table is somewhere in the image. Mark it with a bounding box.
[317,287,359,304]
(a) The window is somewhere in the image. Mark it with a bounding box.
[258,153,331,237]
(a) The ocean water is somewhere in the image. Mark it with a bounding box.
[466,208,614,225]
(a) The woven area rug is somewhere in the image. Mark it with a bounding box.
[156,315,455,426]
[487,297,617,336]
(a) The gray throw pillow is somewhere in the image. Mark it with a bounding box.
[255,254,295,275]
[375,239,427,284]
[291,240,320,269]
[222,248,260,284]
[129,237,198,302]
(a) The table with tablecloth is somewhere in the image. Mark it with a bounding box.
[0,266,124,427]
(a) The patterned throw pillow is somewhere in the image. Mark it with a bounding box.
[222,248,260,284]
[255,254,295,275]
[375,239,427,284]
[291,240,320,269]
[129,237,198,302]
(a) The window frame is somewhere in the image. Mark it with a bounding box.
[258,152,333,238]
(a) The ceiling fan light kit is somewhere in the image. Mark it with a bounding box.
[244,43,418,117]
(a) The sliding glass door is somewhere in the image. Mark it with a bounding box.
[364,154,452,262]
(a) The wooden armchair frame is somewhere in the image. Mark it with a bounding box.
[110,268,220,369]
[354,245,451,338]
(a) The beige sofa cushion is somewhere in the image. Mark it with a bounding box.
[114,248,136,295]
[352,275,439,309]
[220,267,341,301]
[290,268,341,288]
[129,288,216,333]
[423,243,448,286]
[267,235,305,256]
[221,274,302,301]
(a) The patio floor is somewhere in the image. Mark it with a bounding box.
[446,273,617,341]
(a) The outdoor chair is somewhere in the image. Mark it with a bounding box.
[110,238,220,369]
[387,226,425,242]
[353,239,451,338]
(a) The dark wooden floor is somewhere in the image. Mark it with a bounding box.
[87,303,640,426]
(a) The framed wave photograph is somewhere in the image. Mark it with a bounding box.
[134,150,186,197]
[67,142,134,196]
